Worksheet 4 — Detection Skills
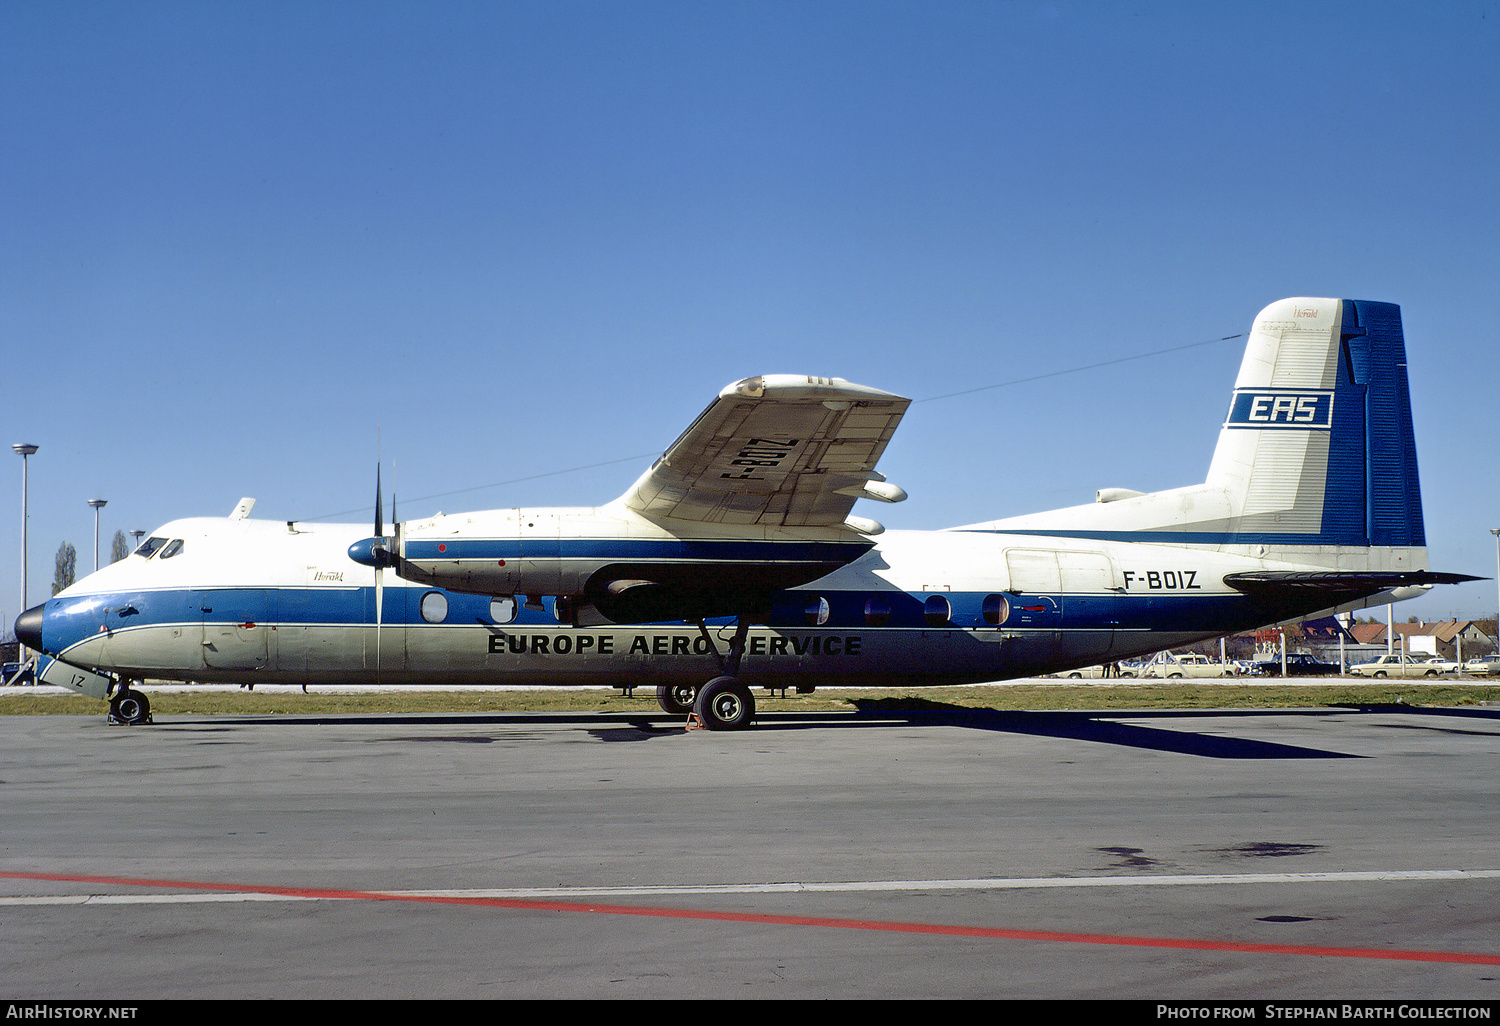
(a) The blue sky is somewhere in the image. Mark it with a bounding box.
[3,0,1498,629]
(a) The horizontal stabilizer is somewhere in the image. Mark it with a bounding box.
[1223,570,1483,599]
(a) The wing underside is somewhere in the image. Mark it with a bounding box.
[620,375,911,529]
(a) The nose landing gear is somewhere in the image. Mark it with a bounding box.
[107,682,153,726]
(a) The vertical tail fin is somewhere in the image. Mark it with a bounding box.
[1205,297,1424,547]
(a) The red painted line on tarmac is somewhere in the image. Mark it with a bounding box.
[6,869,1499,967]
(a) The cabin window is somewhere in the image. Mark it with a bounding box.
[490,596,517,624]
[863,594,892,627]
[804,596,830,626]
[923,594,951,627]
[158,539,185,559]
[982,594,1010,626]
[420,591,449,624]
[553,596,574,623]
[134,537,168,559]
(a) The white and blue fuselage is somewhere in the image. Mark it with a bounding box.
[16,299,1471,722]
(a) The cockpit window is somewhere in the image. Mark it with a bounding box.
[135,537,168,558]
[158,539,185,559]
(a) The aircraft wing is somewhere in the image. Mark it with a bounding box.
[620,375,911,529]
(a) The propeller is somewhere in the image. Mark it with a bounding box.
[374,462,384,681]
[348,461,401,680]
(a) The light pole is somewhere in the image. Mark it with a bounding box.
[1492,529,1499,652]
[13,444,38,657]
[88,499,108,572]
[130,529,144,555]
[87,499,109,571]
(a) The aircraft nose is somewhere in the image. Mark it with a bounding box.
[14,604,44,652]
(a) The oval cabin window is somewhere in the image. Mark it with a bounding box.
[490,596,517,624]
[982,594,1010,626]
[420,591,449,624]
[923,594,951,628]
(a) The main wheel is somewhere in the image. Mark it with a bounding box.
[656,682,699,715]
[694,676,756,731]
[110,689,151,725]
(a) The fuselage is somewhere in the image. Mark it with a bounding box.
[16,297,1451,702]
[24,511,1409,690]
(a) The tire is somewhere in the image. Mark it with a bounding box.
[110,689,151,725]
[1373,671,1387,678]
[694,676,755,731]
[656,683,698,716]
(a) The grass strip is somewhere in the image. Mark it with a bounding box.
[3,682,1498,716]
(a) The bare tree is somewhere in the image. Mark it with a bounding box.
[53,541,77,595]
[111,530,130,564]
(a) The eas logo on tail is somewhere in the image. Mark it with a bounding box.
[1225,389,1333,429]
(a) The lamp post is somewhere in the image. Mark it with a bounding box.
[88,499,108,572]
[1492,529,1499,651]
[130,529,144,555]
[13,444,39,657]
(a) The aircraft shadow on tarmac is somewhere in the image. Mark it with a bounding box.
[167,701,1500,758]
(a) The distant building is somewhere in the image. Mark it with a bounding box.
[1235,618,1494,668]
[1346,621,1495,661]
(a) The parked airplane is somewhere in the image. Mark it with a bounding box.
[15,298,1477,729]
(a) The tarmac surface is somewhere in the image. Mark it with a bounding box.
[2,693,1499,1000]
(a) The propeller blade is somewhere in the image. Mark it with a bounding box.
[375,462,384,540]
[375,459,384,682]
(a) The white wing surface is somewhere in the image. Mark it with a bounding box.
[620,375,910,529]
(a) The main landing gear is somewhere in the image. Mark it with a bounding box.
[655,682,699,716]
[694,675,755,730]
[650,615,759,730]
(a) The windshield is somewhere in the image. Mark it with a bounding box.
[134,537,168,558]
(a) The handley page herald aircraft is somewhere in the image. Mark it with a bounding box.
[15,298,1478,729]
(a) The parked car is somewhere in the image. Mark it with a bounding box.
[1348,654,1449,678]
[1252,652,1342,677]
[2,661,34,685]
[1139,652,1238,678]
[1461,654,1500,676]
[1053,663,1139,679]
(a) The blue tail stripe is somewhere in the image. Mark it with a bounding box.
[1342,299,1425,547]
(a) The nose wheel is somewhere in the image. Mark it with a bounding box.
[107,687,152,726]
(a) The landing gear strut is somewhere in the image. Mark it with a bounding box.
[688,615,757,731]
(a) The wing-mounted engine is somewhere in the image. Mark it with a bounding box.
[363,506,874,624]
